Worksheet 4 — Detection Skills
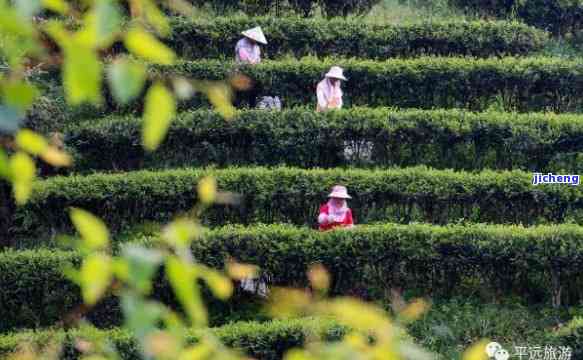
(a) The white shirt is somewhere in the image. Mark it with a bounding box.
[317,78,343,111]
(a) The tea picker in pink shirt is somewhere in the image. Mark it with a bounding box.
[318,185,355,231]
[234,27,267,108]
[235,26,266,64]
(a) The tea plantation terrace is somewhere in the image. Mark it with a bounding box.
[164,17,548,59]
[3,223,583,332]
[4,166,583,241]
[149,57,583,112]
[3,6,583,359]
[62,108,583,173]
[37,56,583,118]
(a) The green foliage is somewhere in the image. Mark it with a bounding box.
[0,249,267,332]
[151,57,583,112]
[64,108,583,173]
[555,316,583,358]
[5,223,583,331]
[447,0,583,35]
[166,17,547,59]
[410,298,564,358]
[8,166,583,239]
[0,318,346,359]
[188,0,381,17]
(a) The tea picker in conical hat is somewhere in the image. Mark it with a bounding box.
[234,26,267,109]
[316,66,347,112]
[235,26,267,64]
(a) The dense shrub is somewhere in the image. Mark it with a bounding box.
[152,57,583,112]
[65,108,583,173]
[447,0,583,35]
[167,17,547,59]
[0,249,269,332]
[186,0,380,17]
[4,224,583,330]
[0,318,345,358]
[40,57,583,115]
[7,166,583,239]
[555,316,583,358]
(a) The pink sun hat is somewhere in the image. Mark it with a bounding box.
[328,185,351,199]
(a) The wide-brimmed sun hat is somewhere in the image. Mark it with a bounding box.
[328,185,352,199]
[242,26,267,45]
[325,66,347,81]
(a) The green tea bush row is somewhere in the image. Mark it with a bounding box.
[153,57,583,112]
[65,108,583,173]
[8,167,583,240]
[4,223,583,330]
[187,0,380,17]
[0,318,344,358]
[167,17,547,59]
[445,0,583,35]
[0,249,270,332]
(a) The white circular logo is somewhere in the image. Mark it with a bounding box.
[494,349,510,360]
[486,342,502,357]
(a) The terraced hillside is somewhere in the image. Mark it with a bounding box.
[4,3,583,359]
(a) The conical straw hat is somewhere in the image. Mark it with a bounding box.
[242,26,267,45]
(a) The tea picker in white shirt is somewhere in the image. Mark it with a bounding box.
[316,66,347,112]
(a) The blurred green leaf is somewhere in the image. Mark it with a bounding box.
[463,340,489,360]
[40,146,73,167]
[9,151,35,205]
[162,218,199,249]
[166,256,207,326]
[197,176,216,204]
[143,0,170,36]
[2,81,39,114]
[108,59,146,104]
[16,129,48,155]
[42,0,70,14]
[43,19,70,46]
[124,27,176,65]
[206,83,235,119]
[70,207,110,250]
[14,0,41,19]
[63,45,102,105]
[77,0,122,48]
[0,3,34,36]
[142,82,175,151]
[80,253,112,306]
[0,33,40,68]
[94,0,122,44]
[0,149,10,179]
[122,291,166,341]
[122,245,163,294]
[200,267,233,300]
[45,17,100,106]
[0,105,23,134]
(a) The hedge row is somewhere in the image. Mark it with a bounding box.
[8,166,583,239]
[0,318,345,359]
[188,0,380,17]
[0,248,271,332]
[166,17,548,59]
[444,0,583,35]
[65,108,583,173]
[153,57,583,112]
[4,223,583,330]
